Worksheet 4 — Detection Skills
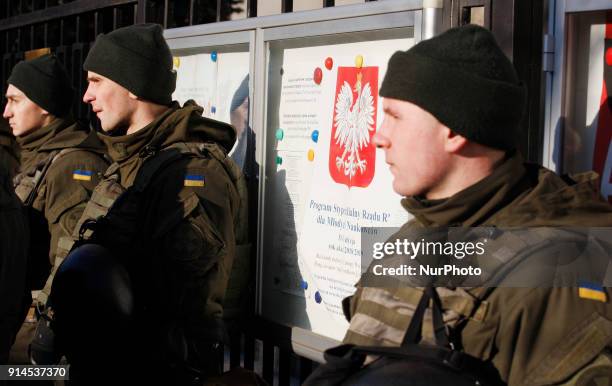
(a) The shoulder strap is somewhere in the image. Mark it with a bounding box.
[131,142,200,193]
[18,147,97,206]
[402,286,450,348]
[20,150,60,206]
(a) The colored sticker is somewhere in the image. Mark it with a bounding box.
[276,156,283,165]
[211,106,216,114]
[173,57,181,68]
[311,130,319,143]
[184,174,205,187]
[276,128,284,141]
[314,291,322,304]
[325,57,333,70]
[607,47,612,66]
[211,51,218,62]
[308,149,315,161]
[73,169,93,181]
[579,282,607,302]
[314,67,323,84]
[355,55,363,68]
[301,280,308,290]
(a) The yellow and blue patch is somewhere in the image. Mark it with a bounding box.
[72,169,93,181]
[184,174,205,187]
[578,282,607,303]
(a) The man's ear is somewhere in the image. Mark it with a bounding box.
[443,126,468,153]
[128,92,139,100]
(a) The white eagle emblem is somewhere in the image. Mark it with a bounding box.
[333,73,375,178]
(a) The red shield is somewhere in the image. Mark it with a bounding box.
[329,66,378,188]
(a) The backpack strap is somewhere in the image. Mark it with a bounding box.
[402,286,450,348]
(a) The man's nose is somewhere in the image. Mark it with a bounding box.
[3,105,11,119]
[82,86,94,104]
[373,131,390,149]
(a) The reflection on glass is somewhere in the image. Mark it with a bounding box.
[171,44,251,170]
[229,75,250,168]
[563,11,612,202]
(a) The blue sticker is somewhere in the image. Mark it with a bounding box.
[211,51,218,62]
[315,291,322,304]
[211,106,216,114]
[301,280,308,290]
[311,130,319,143]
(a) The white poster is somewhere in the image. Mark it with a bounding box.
[172,51,250,124]
[172,53,217,116]
[268,38,413,340]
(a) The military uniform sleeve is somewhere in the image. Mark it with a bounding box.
[0,178,29,362]
[145,156,240,369]
[488,286,612,386]
[42,150,108,265]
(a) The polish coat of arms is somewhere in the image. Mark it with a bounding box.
[329,66,378,188]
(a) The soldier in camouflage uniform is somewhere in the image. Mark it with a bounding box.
[3,54,108,363]
[56,23,248,382]
[343,25,612,386]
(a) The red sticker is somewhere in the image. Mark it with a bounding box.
[325,57,333,70]
[314,67,323,84]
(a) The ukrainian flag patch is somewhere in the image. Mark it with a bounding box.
[72,169,93,181]
[184,174,205,187]
[578,282,607,303]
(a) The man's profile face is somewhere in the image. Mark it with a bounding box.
[3,84,49,137]
[373,98,451,198]
[83,71,134,133]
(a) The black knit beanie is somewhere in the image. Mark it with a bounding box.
[7,54,74,118]
[83,23,176,105]
[380,24,526,151]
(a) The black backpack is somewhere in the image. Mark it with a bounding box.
[304,286,506,386]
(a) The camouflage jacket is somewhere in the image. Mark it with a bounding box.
[14,118,108,289]
[83,101,248,372]
[344,152,612,386]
